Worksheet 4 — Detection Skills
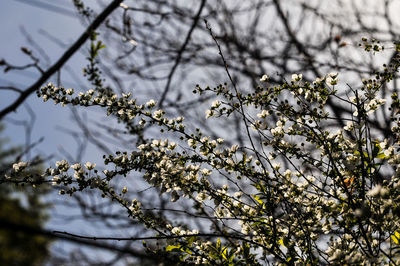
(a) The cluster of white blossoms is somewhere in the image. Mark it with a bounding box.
[205,99,222,119]
[325,72,338,86]
[167,224,199,236]
[55,159,69,172]
[84,162,96,170]
[256,109,271,119]
[12,161,27,172]
[71,163,84,179]
[349,94,387,116]
[291,73,303,82]
[9,61,400,265]
[270,119,286,137]
[128,199,142,216]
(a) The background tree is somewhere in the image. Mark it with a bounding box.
[0,124,51,266]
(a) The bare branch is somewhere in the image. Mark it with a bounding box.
[158,0,207,108]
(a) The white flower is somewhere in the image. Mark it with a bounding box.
[52,175,60,186]
[230,144,239,153]
[344,121,354,131]
[188,139,196,147]
[271,121,284,136]
[349,96,357,103]
[326,72,338,86]
[168,142,177,150]
[13,161,27,172]
[196,192,207,202]
[201,168,212,176]
[66,88,74,95]
[190,229,199,235]
[55,160,69,171]
[291,73,303,82]
[257,110,269,118]
[384,146,394,157]
[122,92,131,98]
[378,98,386,105]
[329,72,338,79]
[71,163,81,170]
[260,74,269,82]
[313,77,324,85]
[205,109,214,119]
[56,159,68,168]
[146,99,156,107]
[152,109,164,119]
[304,91,311,100]
[120,3,129,9]
[200,136,209,143]
[367,185,381,197]
[272,163,281,170]
[209,140,217,148]
[138,144,146,150]
[85,162,96,170]
[152,139,160,147]
[284,169,292,177]
[307,175,316,183]
[234,191,243,198]
[171,227,181,235]
[211,100,221,108]
[379,139,388,149]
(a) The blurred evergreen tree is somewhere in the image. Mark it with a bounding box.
[0,124,52,266]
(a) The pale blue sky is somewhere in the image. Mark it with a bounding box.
[0,0,117,260]
[0,0,97,159]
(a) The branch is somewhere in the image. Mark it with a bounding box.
[0,219,151,260]
[0,0,123,120]
[0,86,23,93]
[158,0,206,108]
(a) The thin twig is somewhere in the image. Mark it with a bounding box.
[0,219,151,259]
[158,0,206,108]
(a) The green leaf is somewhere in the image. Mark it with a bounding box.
[221,247,228,260]
[376,153,387,159]
[96,41,106,50]
[216,238,221,250]
[392,231,400,244]
[166,245,182,252]
[186,236,197,245]
[252,194,263,205]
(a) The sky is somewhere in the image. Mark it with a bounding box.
[0,0,114,167]
[0,0,86,153]
[0,0,119,261]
